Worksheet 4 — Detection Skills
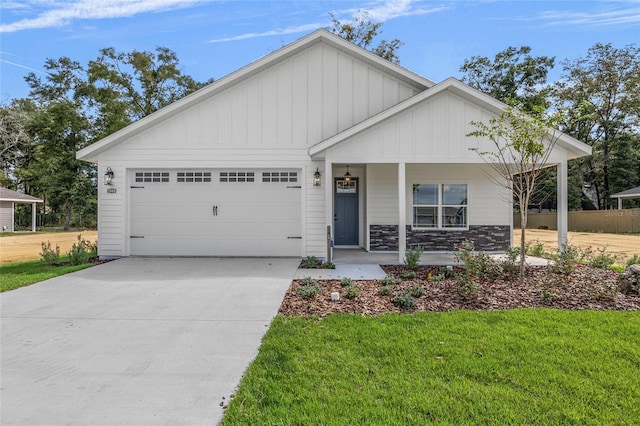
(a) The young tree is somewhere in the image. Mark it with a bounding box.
[329,11,403,64]
[467,104,566,285]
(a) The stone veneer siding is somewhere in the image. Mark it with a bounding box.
[369,225,510,252]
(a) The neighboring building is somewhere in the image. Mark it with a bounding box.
[77,29,591,261]
[611,186,640,209]
[0,187,43,232]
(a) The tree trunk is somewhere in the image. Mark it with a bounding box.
[63,202,72,231]
[519,211,527,287]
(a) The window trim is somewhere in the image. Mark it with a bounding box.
[412,183,468,230]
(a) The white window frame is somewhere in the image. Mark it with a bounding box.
[412,183,468,230]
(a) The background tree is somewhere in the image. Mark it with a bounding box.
[85,46,200,137]
[329,11,403,63]
[460,46,555,112]
[24,57,96,230]
[468,104,566,285]
[0,99,38,191]
[553,43,640,209]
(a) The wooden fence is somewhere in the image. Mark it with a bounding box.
[514,208,640,233]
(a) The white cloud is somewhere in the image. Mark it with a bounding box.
[0,0,212,33]
[208,0,447,43]
[533,5,640,27]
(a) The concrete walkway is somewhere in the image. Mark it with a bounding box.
[0,257,299,426]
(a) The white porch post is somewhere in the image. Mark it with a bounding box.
[557,160,568,251]
[31,202,37,232]
[398,162,406,263]
[618,198,622,210]
[324,157,333,261]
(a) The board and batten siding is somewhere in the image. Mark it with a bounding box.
[324,90,501,163]
[365,164,510,228]
[1,201,14,232]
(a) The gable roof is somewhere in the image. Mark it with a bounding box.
[611,186,640,199]
[77,29,434,162]
[309,77,592,159]
[0,187,43,203]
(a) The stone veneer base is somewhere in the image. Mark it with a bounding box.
[369,225,510,252]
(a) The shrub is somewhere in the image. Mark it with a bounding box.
[392,291,415,309]
[527,240,545,257]
[404,246,424,270]
[297,277,322,299]
[378,286,391,296]
[67,235,96,265]
[626,254,640,267]
[501,246,520,276]
[588,247,617,270]
[430,272,446,282]
[400,270,416,280]
[380,274,400,286]
[340,277,353,287]
[40,241,61,266]
[344,285,360,299]
[301,256,321,268]
[407,284,425,298]
[551,245,580,276]
[454,240,501,290]
[322,261,335,269]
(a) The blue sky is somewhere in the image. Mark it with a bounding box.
[1,0,639,102]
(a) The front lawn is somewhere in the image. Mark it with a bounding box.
[0,259,93,292]
[222,310,639,425]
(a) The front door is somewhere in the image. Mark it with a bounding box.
[334,178,358,245]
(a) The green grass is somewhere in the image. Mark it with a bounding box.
[0,258,93,292]
[222,310,639,425]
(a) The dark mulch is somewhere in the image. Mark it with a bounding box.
[279,265,640,317]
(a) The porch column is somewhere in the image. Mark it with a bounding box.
[557,160,568,251]
[398,162,406,263]
[324,157,333,261]
[31,202,37,232]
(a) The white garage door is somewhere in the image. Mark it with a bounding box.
[129,169,302,256]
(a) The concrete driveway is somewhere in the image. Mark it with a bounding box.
[1,257,299,426]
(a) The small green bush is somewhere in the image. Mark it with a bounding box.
[67,235,96,265]
[378,286,391,296]
[40,241,60,266]
[551,245,580,276]
[588,247,617,270]
[392,291,415,309]
[404,246,424,270]
[527,240,545,257]
[340,277,353,287]
[501,246,521,276]
[626,254,640,267]
[322,261,335,269]
[344,285,360,299]
[407,284,425,298]
[380,274,400,286]
[301,256,321,268]
[297,277,322,299]
[429,272,446,281]
[400,270,416,280]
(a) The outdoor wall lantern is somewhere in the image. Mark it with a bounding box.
[313,168,321,186]
[104,167,114,186]
[343,165,351,183]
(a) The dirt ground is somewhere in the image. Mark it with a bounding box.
[0,231,98,265]
[514,229,639,261]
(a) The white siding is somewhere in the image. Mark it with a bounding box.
[367,164,398,224]
[325,91,500,164]
[1,201,14,232]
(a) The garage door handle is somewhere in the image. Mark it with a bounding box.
[130,236,145,239]
[213,205,218,216]
[287,236,302,239]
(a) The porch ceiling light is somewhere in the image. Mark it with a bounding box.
[344,165,351,182]
[313,168,321,186]
[104,167,114,186]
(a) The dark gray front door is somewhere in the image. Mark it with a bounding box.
[334,178,358,245]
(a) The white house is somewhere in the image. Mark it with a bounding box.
[77,29,591,261]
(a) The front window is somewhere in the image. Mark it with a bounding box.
[413,183,467,228]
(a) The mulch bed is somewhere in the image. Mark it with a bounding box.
[279,265,640,317]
